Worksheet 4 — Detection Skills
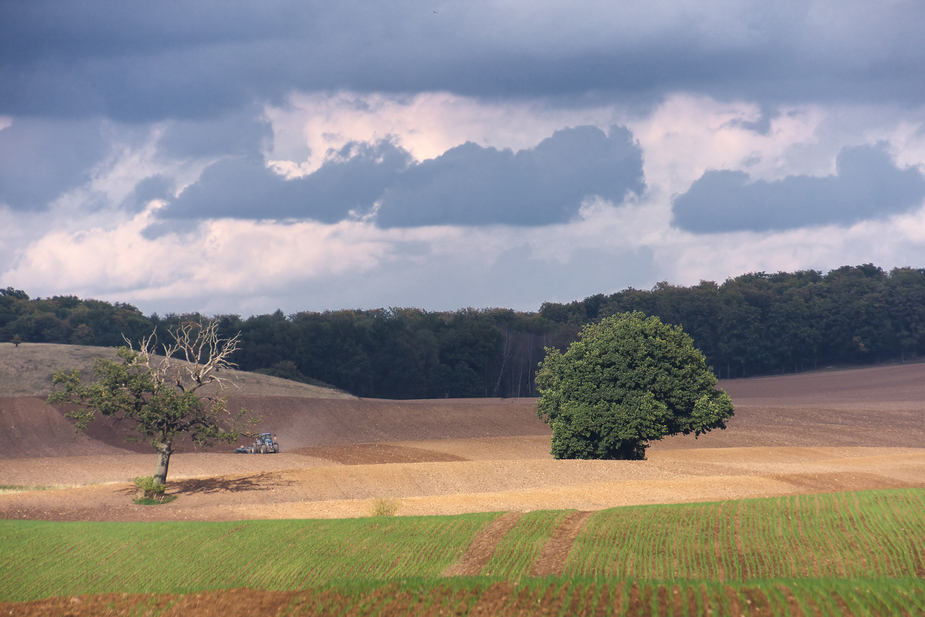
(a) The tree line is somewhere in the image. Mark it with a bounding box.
[3,263,925,397]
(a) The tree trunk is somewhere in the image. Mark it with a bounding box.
[153,442,172,486]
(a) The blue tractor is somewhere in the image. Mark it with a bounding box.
[235,432,280,454]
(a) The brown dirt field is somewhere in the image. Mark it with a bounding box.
[0,362,923,523]
[0,583,828,617]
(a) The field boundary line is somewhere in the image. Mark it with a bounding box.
[443,512,523,577]
[529,511,592,577]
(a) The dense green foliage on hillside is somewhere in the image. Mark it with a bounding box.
[4,263,925,398]
[542,263,925,379]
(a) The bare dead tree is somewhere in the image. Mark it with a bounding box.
[129,319,242,395]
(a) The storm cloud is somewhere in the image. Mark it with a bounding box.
[3,1,925,122]
[3,0,925,316]
[159,125,644,227]
[0,117,109,210]
[672,144,925,233]
[161,140,412,223]
[376,125,645,227]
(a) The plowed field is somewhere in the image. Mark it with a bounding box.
[1,362,923,522]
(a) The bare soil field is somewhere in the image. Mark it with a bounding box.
[1,362,924,522]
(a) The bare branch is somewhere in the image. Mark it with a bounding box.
[162,319,241,393]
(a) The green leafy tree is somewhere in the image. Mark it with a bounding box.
[535,311,734,460]
[48,320,256,486]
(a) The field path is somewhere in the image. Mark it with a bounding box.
[444,511,524,576]
[529,510,593,577]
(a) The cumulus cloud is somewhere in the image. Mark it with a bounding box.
[158,125,645,228]
[1,0,924,320]
[265,91,627,175]
[159,140,412,223]
[2,204,395,311]
[1,198,661,314]
[376,125,645,227]
[672,143,925,233]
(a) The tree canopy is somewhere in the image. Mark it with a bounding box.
[535,312,734,460]
[47,320,255,486]
[8,263,925,399]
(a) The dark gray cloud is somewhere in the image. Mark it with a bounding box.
[0,117,108,210]
[376,125,644,227]
[157,109,273,160]
[123,175,174,214]
[160,140,412,222]
[672,144,925,233]
[2,1,923,122]
[157,125,644,227]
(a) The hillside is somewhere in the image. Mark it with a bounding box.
[0,360,923,521]
[0,342,354,399]
[3,355,925,460]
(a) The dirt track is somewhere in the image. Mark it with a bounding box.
[1,362,924,521]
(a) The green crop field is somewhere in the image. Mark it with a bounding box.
[2,488,925,615]
[565,489,925,580]
[0,512,499,601]
[481,509,573,578]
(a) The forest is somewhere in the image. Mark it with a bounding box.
[2,263,924,399]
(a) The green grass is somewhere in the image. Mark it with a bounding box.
[481,509,573,578]
[0,484,67,493]
[3,488,925,615]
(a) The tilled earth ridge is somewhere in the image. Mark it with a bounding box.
[0,361,923,523]
[0,445,922,521]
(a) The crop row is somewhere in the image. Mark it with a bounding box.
[564,489,925,581]
[2,489,924,603]
[304,577,925,616]
[481,509,573,578]
[0,512,499,602]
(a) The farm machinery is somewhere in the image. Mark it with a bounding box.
[235,432,280,454]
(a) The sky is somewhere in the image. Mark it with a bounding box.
[2,0,925,317]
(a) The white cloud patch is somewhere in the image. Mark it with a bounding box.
[264,91,625,174]
[3,93,925,315]
[659,204,925,288]
[2,195,661,313]
[627,94,830,195]
[3,203,394,310]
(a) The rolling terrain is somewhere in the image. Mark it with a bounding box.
[0,349,923,521]
[2,347,925,615]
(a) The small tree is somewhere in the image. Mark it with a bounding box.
[535,311,734,460]
[11,334,22,347]
[48,319,256,486]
